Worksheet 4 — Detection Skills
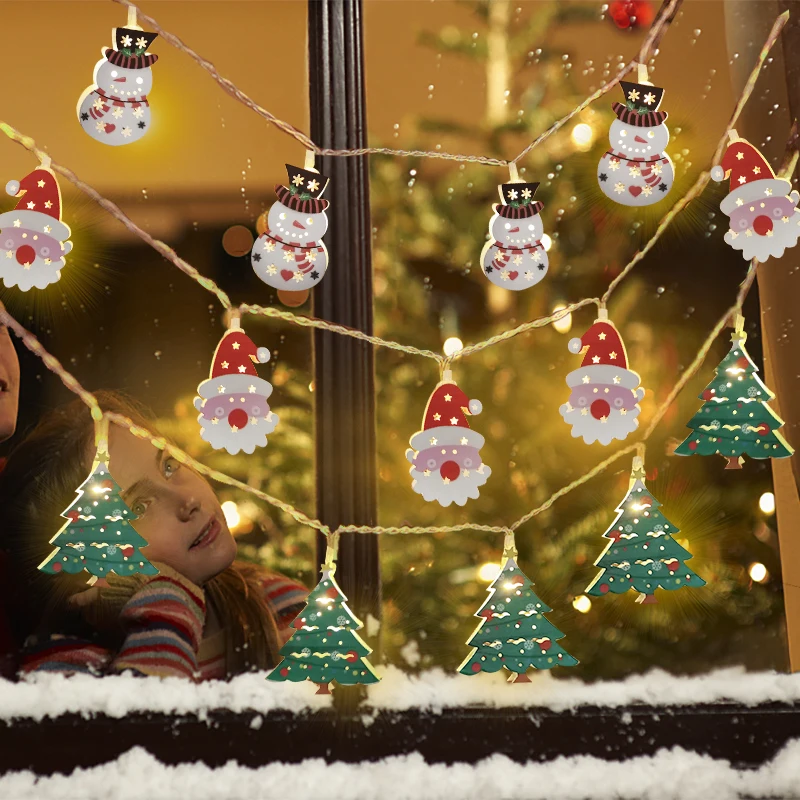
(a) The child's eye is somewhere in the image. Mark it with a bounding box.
[163,456,180,477]
[130,499,149,516]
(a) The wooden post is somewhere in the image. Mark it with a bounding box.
[307,0,381,629]
[725,1,800,670]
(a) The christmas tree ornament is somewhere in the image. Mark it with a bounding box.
[0,157,72,291]
[268,536,379,694]
[608,0,655,30]
[251,152,330,307]
[597,65,673,206]
[39,416,158,581]
[406,369,491,507]
[586,457,705,604]
[459,533,578,681]
[480,164,549,291]
[675,314,793,468]
[77,9,158,146]
[711,130,800,263]
[194,315,279,455]
[560,309,645,445]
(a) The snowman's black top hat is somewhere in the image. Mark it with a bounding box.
[274,164,330,213]
[493,182,543,219]
[104,27,159,69]
[611,81,667,127]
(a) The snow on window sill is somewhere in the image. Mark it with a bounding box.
[2,666,800,722]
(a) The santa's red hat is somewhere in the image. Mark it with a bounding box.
[409,372,485,451]
[566,312,641,390]
[0,167,70,241]
[197,318,273,399]
[712,133,791,214]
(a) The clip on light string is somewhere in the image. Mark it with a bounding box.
[0,10,790,543]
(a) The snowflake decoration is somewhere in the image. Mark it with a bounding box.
[524,640,536,651]
[301,647,311,656]
[336,615,348,626]
[618,561,631,571]
[496,603,505,612]
[653,524,664,533]
[627,89,641,102]
[709,420,721,431]
[624,524,633,533]
[719,383,728,393]
[106,545,117,555]
[525,603,536,611]
[651,561,664,572]
[73,543,85,553]
[747,386,759,398]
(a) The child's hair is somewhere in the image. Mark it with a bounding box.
[0,389,281,675]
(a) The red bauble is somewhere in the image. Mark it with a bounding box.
[599,583,610,594]
[540,640,552,652]
[101,479,114,490]
[325,587,339,599]
[66,511,80,522]
[471,662,481,673]
[347,650,359,662]
[480,609,494,619]
[702,389,715,401]
[293,617,306,629]
[736,357,750,369]
[666,560,679,573]
[688,440,698,451]
[52,562,62,572]
[120,545,134,558]
[608,0,655,30]
[280,667,289,677]
[756,423,771,435]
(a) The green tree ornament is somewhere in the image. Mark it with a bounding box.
[267,563,380,694]
[586,460,705,604]
[459,546,578,682]
[38,458,158,579]
[674,322,793,469]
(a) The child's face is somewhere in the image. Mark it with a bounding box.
[106,427,237,586]
[0,302,20,443]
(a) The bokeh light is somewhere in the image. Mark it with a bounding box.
[571,122,594,150]
[749,562,768,583]
[573,595,592,613]
[477,562,500,582]
[443,337,464,357]
[759,492,776,515]
[552,304,573,334]
[221,500,241,530]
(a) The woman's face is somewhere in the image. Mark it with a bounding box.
[105,426,237,585]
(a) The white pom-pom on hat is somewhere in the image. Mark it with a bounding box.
[5,180,19,197]
[468,399,482,415]
[568,337,584,354]
[256,346,270,363]
[710,165,725,182]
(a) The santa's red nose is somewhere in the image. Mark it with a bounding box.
[228,408,249,430]
[15,245,35,265]
[440,460,461,481]
[293,220,305,229]
[591,399,611,420]
[753,215,773,236]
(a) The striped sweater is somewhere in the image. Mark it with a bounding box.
[20,565,307,681]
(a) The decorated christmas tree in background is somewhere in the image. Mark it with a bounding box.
[675,316,793,469]
[586,458,705,604]
[39,458,159,580]
[268,559,380,694]
[459,537,578,680]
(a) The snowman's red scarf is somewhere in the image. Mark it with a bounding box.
[492,240,544,270]
[602,149,670,165]
[88,88,150,121]
[262,230,325,274]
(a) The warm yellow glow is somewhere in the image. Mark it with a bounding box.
[221,500,241,530]
[478,562,501,582]
[552,304,572,334]
[541,233,553,251]
[571,122,595,150]
[573,595,592,613]
[749,562,768,583]
[759,491,776,515]
[443,337,464,357]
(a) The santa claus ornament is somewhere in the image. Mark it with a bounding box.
[597,69,673,206]
[194,317,279,455]
[560,310,645,445]
[0,160,73,292]
[711,130,800,263]
[77,20,158,146]
[480,173,549,291]
[251,155,330,307]
[406,371,491,507]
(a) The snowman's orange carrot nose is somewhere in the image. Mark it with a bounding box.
[293,220,305,229]
[509,226,520,233]
[634,135,646,143]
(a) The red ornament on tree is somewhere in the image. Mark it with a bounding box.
[608,0,655,30]
[702,389,715,401]
[540,639,552,652]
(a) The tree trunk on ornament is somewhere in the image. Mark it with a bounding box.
[315,682,331,696]
[725,0,800,672]
[508,671,531,683]
[725,456,744,470]
[636,593,658,605]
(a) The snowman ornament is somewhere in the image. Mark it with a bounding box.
[597,78,674,206]
[251,161,330,305]
[77,26,158,146]
[0,163,72,291]
[480,180,548,290]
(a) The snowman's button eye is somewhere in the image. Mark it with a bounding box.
[279,213,286,220]
[528,224,535,231]
[504,223,512,230]
[620,130,627,137]
[136,77,144,85]
[648,131,655,138]
[306,218,314,225]
[111,70,118,78]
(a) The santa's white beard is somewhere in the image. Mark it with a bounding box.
[197,413,279,455]
[724,209,800,262]
[0,256,65,291]
[409,464,491,507]
[559,404,641,445]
